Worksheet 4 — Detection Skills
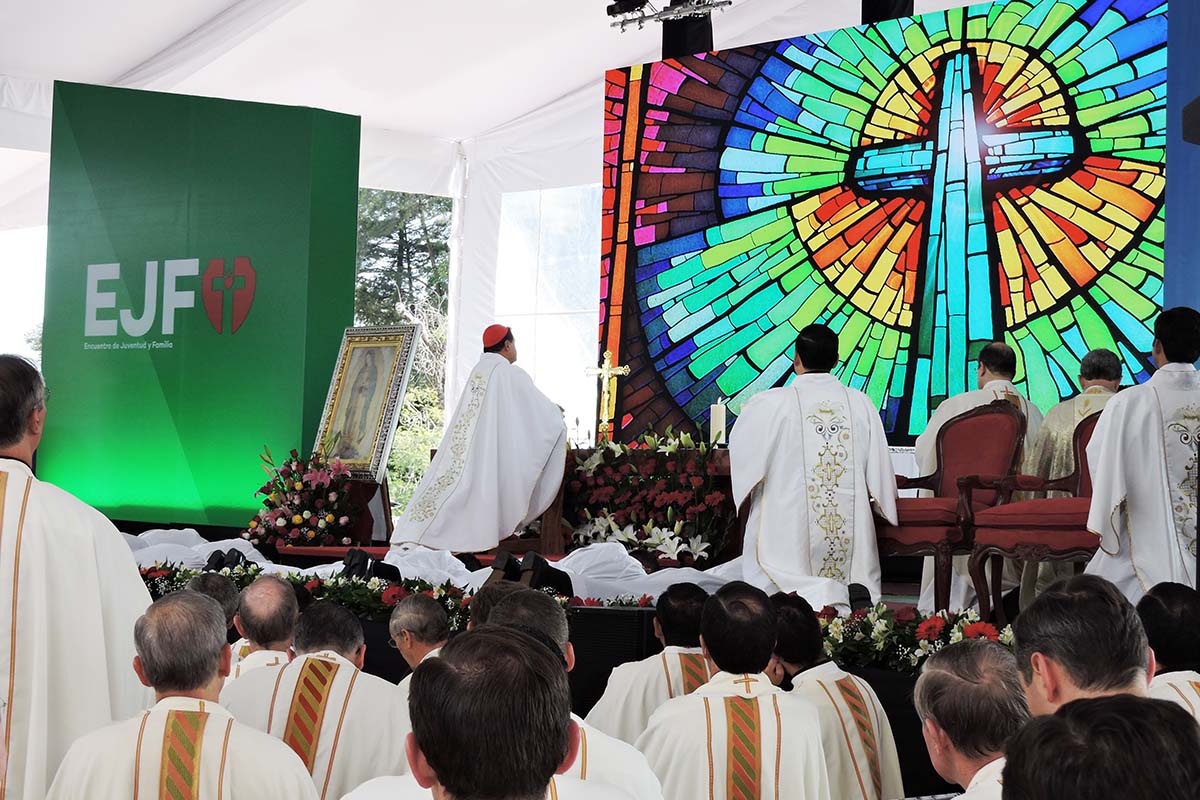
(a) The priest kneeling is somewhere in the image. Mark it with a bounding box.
[730,325,898,608]
[391,325,567,552]
[47,592,317,799]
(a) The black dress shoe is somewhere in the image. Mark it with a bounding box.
[204,550,227,571]
[372,560,402,583]
[848,583,872,612]
[223,549,247,570]
[483,550,522,586]
[520,552,573,597]
[341,548,370,580]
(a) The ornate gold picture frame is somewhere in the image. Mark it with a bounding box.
[315,324,420,483]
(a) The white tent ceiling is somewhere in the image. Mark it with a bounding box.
[0,0,966,223]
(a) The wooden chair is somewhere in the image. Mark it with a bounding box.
[962,411,1103,625]
[876,400,1027,612]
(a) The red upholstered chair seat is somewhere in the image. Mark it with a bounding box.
[892,498,988,526]
[972,497,1091,528]
[973,524,1099,551]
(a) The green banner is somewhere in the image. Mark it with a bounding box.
[41,81,360,527]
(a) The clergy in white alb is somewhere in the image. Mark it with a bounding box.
[0,355,153,800]
[915,342,1044,612]
[1137,581,1200,722]
[913,640,1030,800]
[731,325,898,609]
[1085,308,1200,600]
[221,602,409,799]
[489,589,664,800]
[391,325,567,553]
[1019,349,1121,604]
[226,575,297,685]
[769,593,903,800]
[586,583,712,744]
[46,592,316,800]
[389,593,449,740]
[636,583,832,800]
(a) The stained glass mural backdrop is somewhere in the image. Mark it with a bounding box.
[600,0,1167,441]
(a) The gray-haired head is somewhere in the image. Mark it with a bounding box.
[388,594,450,645]
[293,601,364,659]
[0,355,45,449]
[186,573,239,627]
[490,589,569,657]
[135,591,228,693]
[1079,348,1122,383]
[237,575,299,648]
[914,639,1030,759]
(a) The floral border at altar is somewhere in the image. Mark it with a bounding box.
[138,563,470,630]
[565,431,734,566]
[240,447,358,548]
[820,603,1014,676]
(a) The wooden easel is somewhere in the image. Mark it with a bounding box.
[345,476,394,546]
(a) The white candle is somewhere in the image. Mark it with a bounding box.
[710,397,727,446]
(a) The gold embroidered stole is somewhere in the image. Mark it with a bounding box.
[834,677,882,799]
[281,658,342,772]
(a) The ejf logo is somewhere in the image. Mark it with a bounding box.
[84,257,257,337]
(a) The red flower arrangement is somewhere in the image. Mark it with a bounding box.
[962,621,1001,641]
[916,616,948,641]
[242,446,356,548]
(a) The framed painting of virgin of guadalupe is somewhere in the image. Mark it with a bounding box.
[315,325,420,483]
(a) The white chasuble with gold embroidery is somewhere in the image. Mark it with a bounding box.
[46,697,317,800]
[0,458,153,800]
[586,646,712,745]
[1149,670,1200,722]
[1086,363,1200,601]
[390,353,567,552]
[636,672,832,800]
[731,373,898,609]
[220,651,410,800]
[789,662,904,800]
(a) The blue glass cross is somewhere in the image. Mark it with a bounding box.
[848,49,1082,401]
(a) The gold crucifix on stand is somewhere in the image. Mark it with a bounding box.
[586,350,630,443]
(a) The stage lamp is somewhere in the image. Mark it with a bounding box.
[608,0,650,16]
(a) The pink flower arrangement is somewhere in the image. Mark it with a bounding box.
[241,446,357,548]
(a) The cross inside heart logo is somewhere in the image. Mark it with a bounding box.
[201,257,257,334]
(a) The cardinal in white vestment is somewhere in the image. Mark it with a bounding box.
[1137,581,1200,721]
[586,583,712,744]
[915,342,1044,612]
[221,602,410,799]
[391,325,567,553]
[225,575,297,685]
[731,325,898,610]
[490,589,664,800]
[46,592,316,800]
[636,583,832,800]
[0,356,153,800]
[769,594,903,800]
[1018,349,1121,604]
[1086,309,1200,600]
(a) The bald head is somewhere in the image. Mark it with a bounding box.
[236,576,299,650]
[135,591,228,694]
